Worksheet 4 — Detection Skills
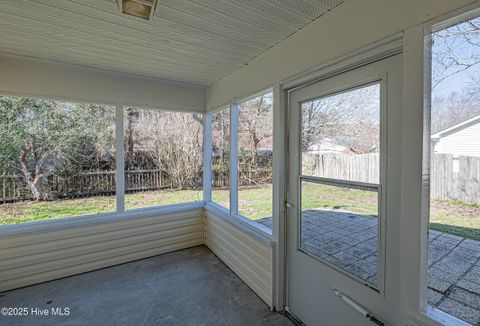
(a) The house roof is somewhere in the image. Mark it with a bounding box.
[431,114,480,140]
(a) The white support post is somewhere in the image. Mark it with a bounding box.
[115,105,125,213]
[203,114,212,203]
[229,103,239,215]
[272,84,287,311]
[400,25,428,314]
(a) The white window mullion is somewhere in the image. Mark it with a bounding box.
[115,105,125,213]
[203,113,212,203]
[229,103,239,215]
[272,84,286,310]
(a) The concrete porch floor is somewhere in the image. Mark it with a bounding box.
[0,246,293,326]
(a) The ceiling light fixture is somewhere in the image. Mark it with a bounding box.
[116,0,158,20]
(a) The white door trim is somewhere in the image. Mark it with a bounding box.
[282,33,403,91]
[275,35,404,314]
[284,53,403,325]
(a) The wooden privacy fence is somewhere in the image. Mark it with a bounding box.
[431,154,480,205]
[0,169,169,203]
[125,169,168,192]
[1,175,27,202]
[303,153,380,184]
[212,167,272,188]
[2,154,478,204]
[303,152,480,204]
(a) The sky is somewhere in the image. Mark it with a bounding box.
[432,18,480,99]
[433,65,480,97]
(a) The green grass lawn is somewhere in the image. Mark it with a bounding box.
[0,190,202,224]
[211,185,274,219]
[1,185,479,241]
[125,189,202,210]
[301,182,378,216]
[429,200,480,241]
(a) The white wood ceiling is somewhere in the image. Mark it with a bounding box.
[0,0,344,86]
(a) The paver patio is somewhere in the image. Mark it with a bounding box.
[257,209,480,325]
[428,229,480,325]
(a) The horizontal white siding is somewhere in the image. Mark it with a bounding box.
[204,209,273,308]
[434,122,480,157]
[0,207,204,292]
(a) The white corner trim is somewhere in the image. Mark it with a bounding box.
[229,103,239,215]
[115,105,125,213]
[203,113,213,202]
[272,83,287,311]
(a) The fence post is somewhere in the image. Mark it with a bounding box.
[2,173,5,202]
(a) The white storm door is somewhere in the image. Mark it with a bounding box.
[286,54,403,326]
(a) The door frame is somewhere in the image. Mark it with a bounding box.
[272,34,403,314]
[285,57,401,325]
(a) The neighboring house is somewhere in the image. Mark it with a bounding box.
[307,138,357,155]
[431,115,480,157]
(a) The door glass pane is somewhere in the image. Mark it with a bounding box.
[301,83,380,183]
[300,181,379,287]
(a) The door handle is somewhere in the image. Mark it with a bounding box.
[285,202,292,208]
[333,290,384,326]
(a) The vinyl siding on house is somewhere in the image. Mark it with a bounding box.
[433,121,480,157]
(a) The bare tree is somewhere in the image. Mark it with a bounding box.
[432,18,480,88]
[301,85,380,154]
[132,109,203,189]
[211,109,230,186]
[431,91,480,133]
[430,17,480,133]
[238,94,273,186]
[238,94,272,161]
[124,109,138,170]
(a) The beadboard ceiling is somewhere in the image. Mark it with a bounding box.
[0,0,344,86]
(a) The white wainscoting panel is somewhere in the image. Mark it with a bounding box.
[204,207,273,308]
[0,206,204,292]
